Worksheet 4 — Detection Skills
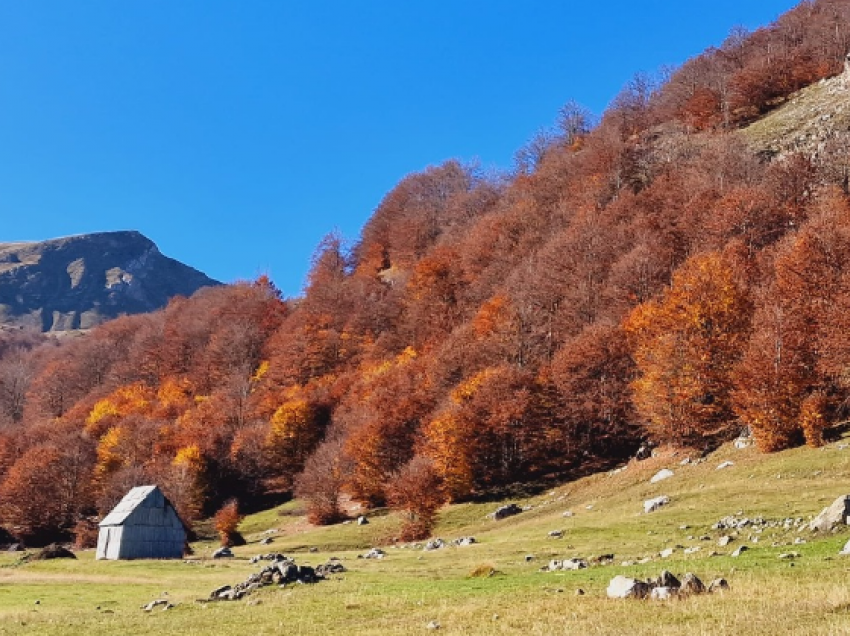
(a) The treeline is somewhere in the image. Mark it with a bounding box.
[2,0,850,544]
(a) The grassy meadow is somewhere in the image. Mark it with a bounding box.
[4,436,850,635]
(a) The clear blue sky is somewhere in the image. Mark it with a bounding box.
[0,1,800,296]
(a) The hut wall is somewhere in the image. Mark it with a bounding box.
[117,523,185,559]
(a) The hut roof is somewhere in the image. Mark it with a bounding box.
[99,485,183,528]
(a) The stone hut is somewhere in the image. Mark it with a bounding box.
[96,485,186,560]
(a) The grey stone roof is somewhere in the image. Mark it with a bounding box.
[99,485,178,527]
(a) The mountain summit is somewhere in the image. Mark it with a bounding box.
[0,231,220,331]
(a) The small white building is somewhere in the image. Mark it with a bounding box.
[96,485,186,560]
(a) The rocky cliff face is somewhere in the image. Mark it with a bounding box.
[743,59,850,170]
[0,231,220,331]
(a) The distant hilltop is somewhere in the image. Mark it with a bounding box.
[0,231,220,332]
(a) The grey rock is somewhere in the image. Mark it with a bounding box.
[356,515,369,526]
[809,495,850,532]
[607,576,651,599]
[650,469,674,484]
[708,578,730,592]
[680,573,706,595]
[731,546,748,557]
[650,586,677,600]
[212,547,234,559]
[359,548,385,559]
[492,504,523,521]
[644,496,670,514]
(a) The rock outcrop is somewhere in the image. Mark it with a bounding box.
[0,231,219,332]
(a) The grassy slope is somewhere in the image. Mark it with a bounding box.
[4,437,850,635]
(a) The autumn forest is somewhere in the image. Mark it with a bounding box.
[3,0,850,545]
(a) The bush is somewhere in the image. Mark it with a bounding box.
[213,499,244,547]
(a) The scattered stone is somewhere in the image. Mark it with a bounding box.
[635,445,652,461]
[650,586,677,600]
[644,496,670,514]
[491,504,523,521]
[718,536,733,547]
[424,539,446,551]
[575,588,585,596]
[708,578,729,593]
[684,547,701,555]
[716,461,735,470]
[209,556,334,601]
[779,552,801,560]
[356,516,369,526]
[426,620,441,630]
[680,457,691,466]
[659,548,675,558]
[259,537,273,546]
[680,573,706,595]
[544,558,587,571]
[654,570,681,588]
[607,576,651,599]
[453,536,476,546]
[525,554,535,562]
[650,469,675,484]
[7,543,24,552]
[793,537,806,545]
[731,546,748,557]
[840,539,850,555]
[734,437,752,450]
[359,548,385,560]
[213,547,234,559]
[562,510,575,518]
[809,495,850,532]
[548,530,564,538]
[309,547,319,553]
[562,558,588,571]
[142,599,173,611]
[591,554,615,565]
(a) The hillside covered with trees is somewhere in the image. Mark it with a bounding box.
[2,0,850,545]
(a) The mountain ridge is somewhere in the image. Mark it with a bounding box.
[0,230,220,332]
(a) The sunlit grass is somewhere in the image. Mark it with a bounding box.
[3,434,850,634]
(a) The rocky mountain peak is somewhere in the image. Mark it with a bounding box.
[0,231,220,332]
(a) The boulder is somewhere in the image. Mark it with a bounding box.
[359,548,385,559]
[492,504,523,521]
[424,539,446,551]
[650,586,677,600]
[708,578,730,592]
[731,546,748,557]
[650,469,674,484]
[607,575,651,599]
[212,547,234,559]
[659,547,675,558]
[654,570,681,588]
[32,544,76,560]
[356,516,369,526]
[644,496,670,513]
[562,558,588,571]
[718,535,733,547]
[453,536,476,546]
[679,573,706,595]
[809,495,850,532]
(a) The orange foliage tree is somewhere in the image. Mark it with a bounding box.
[625,252,751,447]
[386,456,445,541]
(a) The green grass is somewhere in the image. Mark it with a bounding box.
[4,436,850,634]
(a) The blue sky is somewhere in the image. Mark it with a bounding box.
[0,1,800,295]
